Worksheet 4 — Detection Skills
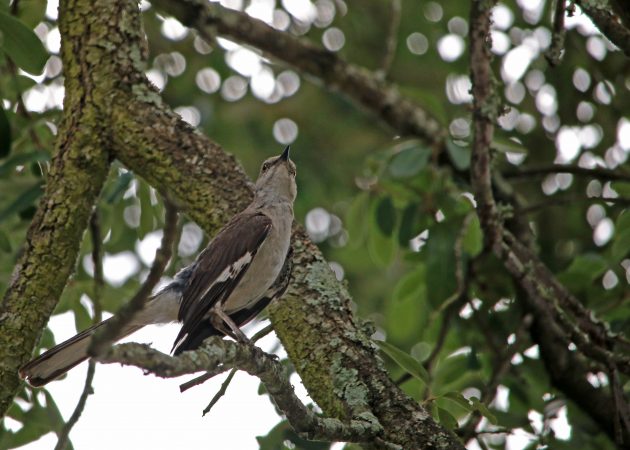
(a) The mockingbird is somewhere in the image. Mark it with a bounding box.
[20,146,297,387]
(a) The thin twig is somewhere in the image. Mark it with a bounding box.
[54,212,105,450]
[378,0,401,79]
[179,324,275,393]
[88,199,178,356]
[202,369,236,416]
[518,195,630,214]
[504,164,630,183]
[545,0,566,66]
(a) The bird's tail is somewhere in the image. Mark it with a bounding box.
[19,318,143,387]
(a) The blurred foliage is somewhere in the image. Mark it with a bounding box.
[1,0,630,448]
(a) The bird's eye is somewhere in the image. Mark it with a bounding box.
[261,162,270,172]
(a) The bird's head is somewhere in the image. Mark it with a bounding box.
[254,146,297,204]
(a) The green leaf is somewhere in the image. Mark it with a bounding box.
[374,339,430,385]
[368,222,396,267]
[470,397,498,425]
[345,191,369,246]
[425,222,458,308]
[375,196,396,236]
[368,197,396,266]
[446,139,470,170]
[104,171,134,203]
[612,228,630,261]
[398,203,418,246]
[558,253,608,292]
[392,267,424,302]
[0,11,48,74]
[437,407,458,429]
[0,150,49,176]
[461,215,483,257]
[388,141,430,178]
[491,135,527,154]
[15,0,47,28]
[0,229,11,252]
[0,102,11,158]
[442,391,474,412]
[0,183,42,222]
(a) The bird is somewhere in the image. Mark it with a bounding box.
[20,146,297,387]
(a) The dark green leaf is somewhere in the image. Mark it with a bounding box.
[398,203,418,246]
[470,397,498,425]
[425,222,458,308]
[374,339,430,385]
[0,11,48,74]
[0,183,42,222]
[105,171,134,203]
[0,102,10,158]
[437,407,458,429]
[375,196,396,236]
[388,142,430,178]
[612,228,630,261]
[0,150,49,176]
[15,0,47,28]
[446,139,470,170]
[442,391,474,412]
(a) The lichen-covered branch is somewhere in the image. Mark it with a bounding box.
[469,0,501,253]
[150,0,445,145]
[0,0,123,417]
[98,339,383,444]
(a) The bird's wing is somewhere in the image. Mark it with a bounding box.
[172,212,272,352]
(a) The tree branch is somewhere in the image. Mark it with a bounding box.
[504,163,630,183]
[98,339,383,444]
[574,0,630,57]
[150,0,445,146]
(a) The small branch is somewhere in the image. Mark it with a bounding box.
[88,199,178,356]
[150,0,445,145]
[378,0,401,79]
[504,164,630,183]
[545,0,566,66]
[179,324,274,393]
[54,212,105,450]
[469,0,501,254]
[98,339,383,443]
[573,0,630,57]
[518,195,630,214]
[202,369,236,416]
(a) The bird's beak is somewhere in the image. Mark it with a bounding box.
[280,145,291,161]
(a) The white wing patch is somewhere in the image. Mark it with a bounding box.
[197,252,253,302]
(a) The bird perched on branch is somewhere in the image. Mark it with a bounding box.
[20,146,297,387]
